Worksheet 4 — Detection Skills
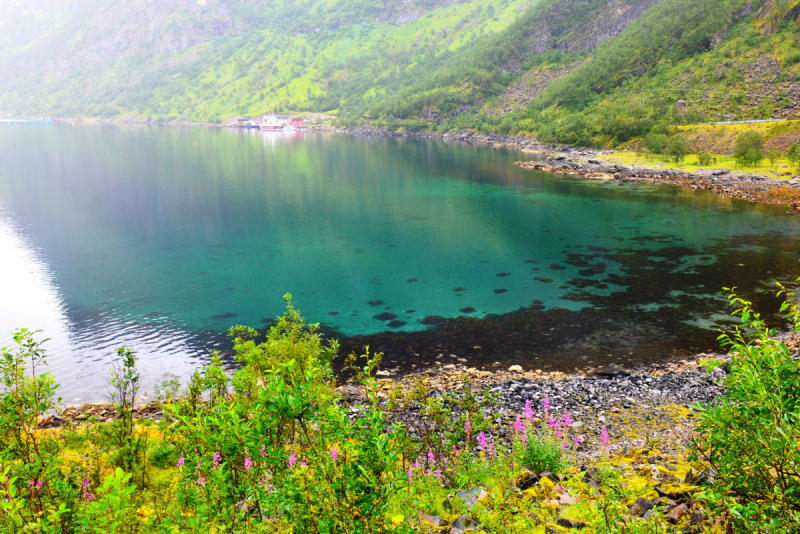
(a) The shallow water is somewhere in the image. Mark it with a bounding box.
[0,123,798,400]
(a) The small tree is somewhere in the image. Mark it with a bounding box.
[768,149,780,166]
[787,143,799,165]
[697,151,713,166]
[668,136,688,163]
[734,131,765,167]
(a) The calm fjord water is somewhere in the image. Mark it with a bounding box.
[0,123,799,400]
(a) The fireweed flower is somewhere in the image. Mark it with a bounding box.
[574,436,582,444]
[556,427,563,439]
[82,479,90,490]
[514,417,526,435]
[478,431,488,451]
[427,450,435,464]
[260,444,268,458]
[543,397,550,412]
[212,452,221,469]
[331,446,338,463]
[548,418,557,428]
[288,453,297,468]
[197,477,206,486]
[435,467,442,479]
[562,413,573,427]
[601,427,610,445]
[525,399,535,421]
[464,420,471,435]
[177,455,184,468]
[245,457,254,471]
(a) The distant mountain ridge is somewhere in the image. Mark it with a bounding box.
[1,0,799,149]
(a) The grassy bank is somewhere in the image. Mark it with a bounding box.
[2,288,799,532]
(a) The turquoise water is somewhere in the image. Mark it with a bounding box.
[0,123,799,399]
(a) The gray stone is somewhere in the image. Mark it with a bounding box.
[631,496,654,517]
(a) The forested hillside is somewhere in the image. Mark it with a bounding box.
[0,0,535,121]
[2,0,799,150]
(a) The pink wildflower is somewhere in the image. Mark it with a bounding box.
[427,450,435,464]
[82,492,95,502]
[81,479,90,490]
[562,413,573,427]
[288,452,297,468]
[556,427,563,439]
[331,446,338,463]
[435,467,442,479]
[543,397,550,412]
[525,399,535,421]
[260,444,268,458]
[601,427,610,445]
[245,457,254,471]
[465,420,471,435]
[478,431,488,451]
[574,436,582,444]
[514,416,526,435]
[212,452,221,469]
[197,477,206,486]
[177,455,184,468]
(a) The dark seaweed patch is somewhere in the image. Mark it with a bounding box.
[549,264,566,270]
[459,307,476,313]
[452,287,467,292]
[368,300,384,307]
[387,320,407,328]
[496,272,511,277]
[419,316,447,325]
[328,311,339,315]
[405,310,416,314]
[373,313,398,321]
[525,259,538,264]
[406,278,419,283]
[534,277,553,283]
[494,289,508,294]
[210,312,238,320]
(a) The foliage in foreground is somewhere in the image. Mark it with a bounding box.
[1,284,799,532]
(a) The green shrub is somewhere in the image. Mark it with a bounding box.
[519,435,566,475]
[787,142,799,165]
[697,151,713,166]
[668,136,689,163]
[734,130,765,167]
[149,441,178,469]
[693,283,800,531]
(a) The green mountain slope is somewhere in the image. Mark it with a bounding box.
[0,0,535,121]
[2,0,798,151]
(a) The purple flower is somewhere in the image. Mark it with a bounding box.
[331,446,338,463]
[212,452,221,469]
[543,397,550,412]
[408,467,414,484]
[478,431,488,451]
[522,432,529,445]
[435,467,442,479]
[524,399,535,421]
[514,416,526,435]
[81,479,90,490]
[465,420,471,435]
[245,457,254,471]
[288,453,297,468]
[177,455,184,468]
[82,491,95,502]
[601,427,610,445]
[556,427,563,439]
[562,413,573,427]
[260,444,268,458]
[574,435,581,444]
[548,417,557,428]
[452,445,458,455]
[427,450,435,464]
[197,477,206,486]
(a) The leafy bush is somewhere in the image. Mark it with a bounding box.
[787,142,799,165]
[519,435,566,475]
[734,130,765,167]
[697,151,713,166]
[668,136,689,163]
[693,284,800,531]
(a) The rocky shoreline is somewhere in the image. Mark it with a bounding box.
[319,125,800,207]
[517,155,800,206]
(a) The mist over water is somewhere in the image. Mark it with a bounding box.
[0,123,798,400]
